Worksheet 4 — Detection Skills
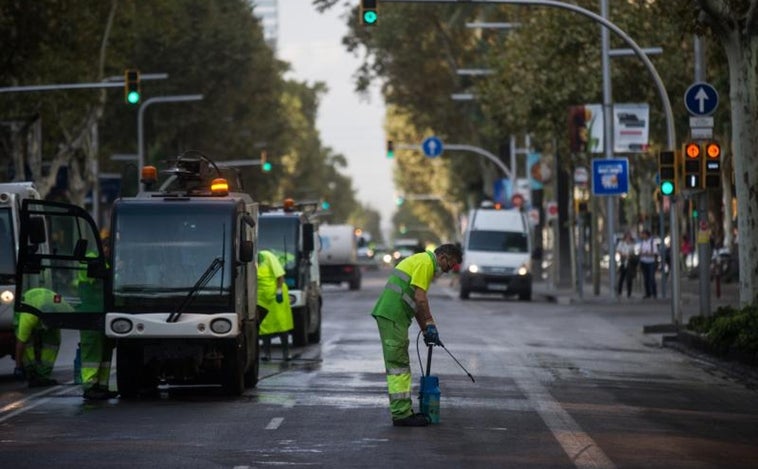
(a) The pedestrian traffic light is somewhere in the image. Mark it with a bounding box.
[261,150,272,172]
[386,140,394,159]
[360,0,378,25]
[682,142,702,190]
[657,150,676,196]
[703,141,721,189]
[124,69,141,104]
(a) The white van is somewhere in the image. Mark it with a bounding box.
[459,204,533,301]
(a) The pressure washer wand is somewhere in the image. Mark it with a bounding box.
[438,342,476,383]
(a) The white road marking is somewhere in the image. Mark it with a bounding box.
[265,416,284,430]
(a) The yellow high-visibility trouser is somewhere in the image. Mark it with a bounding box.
[375,316,413,420]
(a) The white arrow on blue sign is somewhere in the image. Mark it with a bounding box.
[684,82,719,116]
[422,136,444,158]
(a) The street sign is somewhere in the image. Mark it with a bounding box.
[684,82,719,116]
[421,136,444,158]
[591,158,629,196]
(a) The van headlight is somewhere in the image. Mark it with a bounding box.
[517,264,529,276]
[467,264,479,274]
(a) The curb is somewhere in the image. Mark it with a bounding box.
[662,330,758,389]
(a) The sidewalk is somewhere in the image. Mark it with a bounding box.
[534,274,758,386]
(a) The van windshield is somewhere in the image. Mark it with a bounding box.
[468,230,528,253]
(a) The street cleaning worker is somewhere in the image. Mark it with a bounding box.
[78,239,116,400]
[257,249,293,361]
[371,243,462,427]
[14,288,72,387]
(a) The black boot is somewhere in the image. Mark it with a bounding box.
[281,333,291,361]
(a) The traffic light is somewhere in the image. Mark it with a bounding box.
[657,150,676,196]
[386,140,394,159]
[395,195,405,206]
[124,69,141,104]
[360,0,378,25]
[261,150,272,172]
[682,142,702,190]
[321,200,330,210]
[703,141,721,189]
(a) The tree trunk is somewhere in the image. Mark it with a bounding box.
[721,31,758,306]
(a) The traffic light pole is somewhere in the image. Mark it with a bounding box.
[137,95,204,189]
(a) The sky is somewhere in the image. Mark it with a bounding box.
[276,1,395,239]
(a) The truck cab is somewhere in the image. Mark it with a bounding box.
[258,199,322,347]
[14,153,260,396]
[0,182,43,359]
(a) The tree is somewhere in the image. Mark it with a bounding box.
[686,0,758,306]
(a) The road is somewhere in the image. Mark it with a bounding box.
[1,268,757,468]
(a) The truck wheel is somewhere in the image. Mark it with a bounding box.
[117,344,144,399]
[292,306,309,347]
[349,273,361,291]
[459,288,470,300]
[244,338,259,388]
[222,341,245,396]
[307,303,322,344]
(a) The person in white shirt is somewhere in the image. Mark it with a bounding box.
[616,232,636,298]
[638,229,658,298]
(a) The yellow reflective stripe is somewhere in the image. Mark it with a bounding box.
[386,283,403,295]
[384,283,416,310]
[387,371,411,394]
[402,293,415,310]
[390,391,412,400]
[391,269,411,283]
[387,366,411,375]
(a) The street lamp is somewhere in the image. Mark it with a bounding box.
[137,94,204,187]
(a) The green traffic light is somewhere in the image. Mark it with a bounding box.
[262,162,272,172]
[363,11,377,24]
[127,90,141,104]
[660,181,674,196]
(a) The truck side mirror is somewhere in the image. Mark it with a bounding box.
[302,223,315,253]
[239,240,254,263]
[28,216,47,245]
[73,239,88,260]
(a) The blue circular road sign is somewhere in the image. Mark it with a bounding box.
[422,136,444,158]
[684,82,719,116]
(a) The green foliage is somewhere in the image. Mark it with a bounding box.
[688,305,758,354]
[1,0,366,227]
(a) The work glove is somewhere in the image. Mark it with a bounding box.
[423,325,442,346]
[275,289,283,303]
[13,367,25,381]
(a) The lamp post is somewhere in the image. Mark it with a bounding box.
[137,94,204,182]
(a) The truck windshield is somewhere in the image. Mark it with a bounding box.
[0,209,15,282]
[468,230,528,253]
[258,216,299,282]
[111,203,234,312]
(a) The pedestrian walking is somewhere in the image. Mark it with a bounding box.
[257,249,293,361]
[638,229,658,298]
[371,243,462,427]
[14,288,71,387]
[615,232,636,298]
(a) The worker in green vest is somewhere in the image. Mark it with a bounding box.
[371,243,462,426]
[14,288,72,387]
[77,241,116,400]
[257,249,293,361]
